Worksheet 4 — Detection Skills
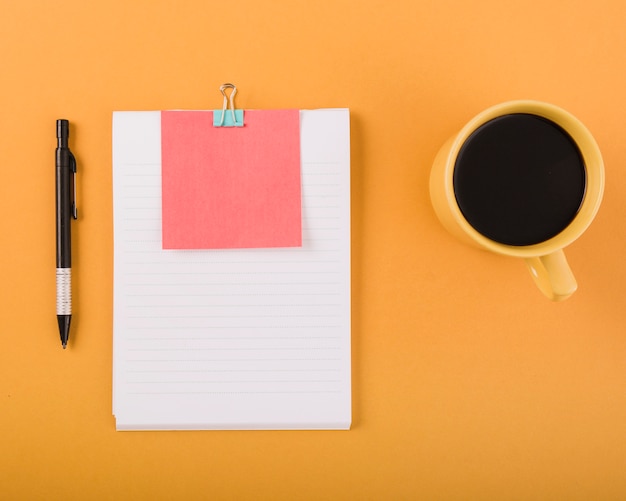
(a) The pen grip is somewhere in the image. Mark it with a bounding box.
[56,268,72,315]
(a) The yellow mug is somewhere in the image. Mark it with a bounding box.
[429,100,604,301]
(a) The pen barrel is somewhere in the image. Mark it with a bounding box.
[56,147,72,267]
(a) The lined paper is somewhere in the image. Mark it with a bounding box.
[112,109,351,430]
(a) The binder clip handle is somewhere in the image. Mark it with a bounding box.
[216,83,243,127]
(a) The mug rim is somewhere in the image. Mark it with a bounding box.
[442,100,605,258]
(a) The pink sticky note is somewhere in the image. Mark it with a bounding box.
[161,110,301,249]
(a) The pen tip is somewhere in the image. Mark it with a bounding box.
[57,315,71,349]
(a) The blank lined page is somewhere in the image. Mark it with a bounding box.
[112,109,351,430]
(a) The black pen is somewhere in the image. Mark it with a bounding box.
[55,119,77,349]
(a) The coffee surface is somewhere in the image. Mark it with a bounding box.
[453,113,586,246]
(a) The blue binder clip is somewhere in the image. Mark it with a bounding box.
[213,83,244,127]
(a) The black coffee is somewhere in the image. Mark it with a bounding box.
[453,113,586,246]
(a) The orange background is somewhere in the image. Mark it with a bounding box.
[2,0,625,499]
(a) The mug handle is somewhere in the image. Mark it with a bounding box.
[525,250,577,301]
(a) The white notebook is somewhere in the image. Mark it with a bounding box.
[112,109,351,430]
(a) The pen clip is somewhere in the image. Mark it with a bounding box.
[69,151,78,219]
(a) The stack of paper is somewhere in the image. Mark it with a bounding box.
[112,109,351,430]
